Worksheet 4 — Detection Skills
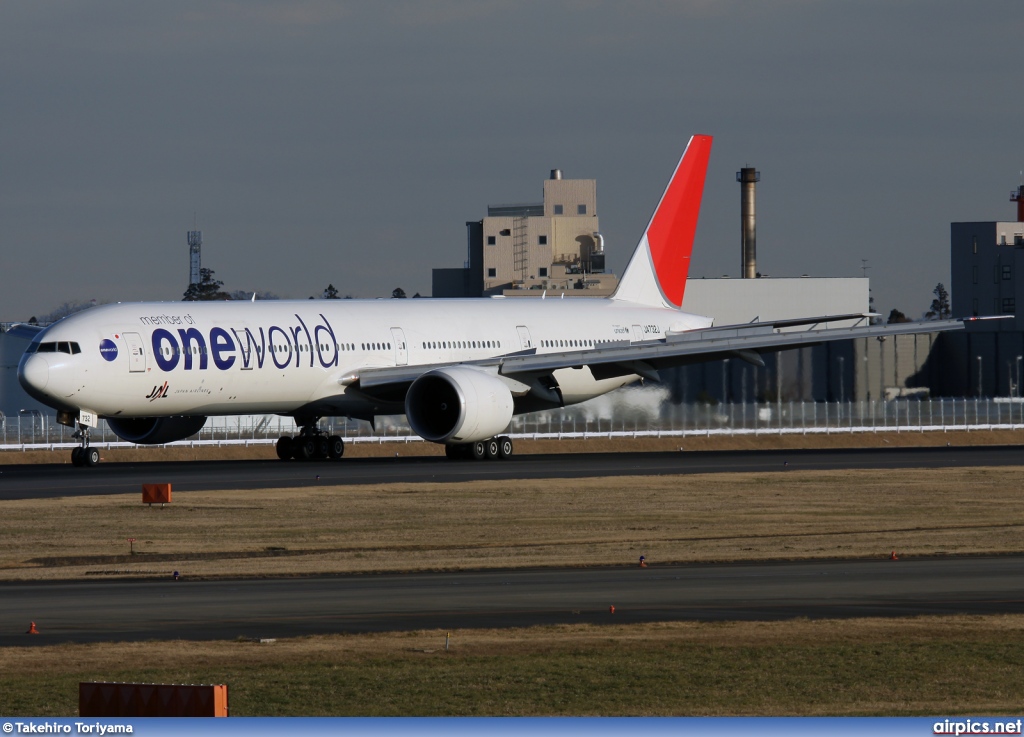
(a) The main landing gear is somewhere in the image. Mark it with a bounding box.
[444,436,513,461]
[70,425,100,467]
[275,423,345,461]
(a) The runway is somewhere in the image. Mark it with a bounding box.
[3,444,1024,500]
[3,555,1024,646]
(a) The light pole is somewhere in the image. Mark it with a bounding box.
[977,356,983,397]
[838,356,845,406]
[1017,356,1022,398]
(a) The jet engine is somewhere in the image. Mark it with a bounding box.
[106,416,208,445]
[405,367,514,443]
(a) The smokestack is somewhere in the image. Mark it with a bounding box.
[1012,184,1024,222]
[737,167,759,278]
[550,169,562,180]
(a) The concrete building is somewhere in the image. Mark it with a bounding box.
[433,169,618,298]
[951,219,1024,325]
[939,186,1024,397]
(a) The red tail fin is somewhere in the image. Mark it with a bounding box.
[612,135,713,308]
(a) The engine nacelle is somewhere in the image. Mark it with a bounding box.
[106,416,208,445]
[405,367,514,443]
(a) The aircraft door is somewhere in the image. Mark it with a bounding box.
[631,325,644,344]
[390,328,408,366]
[123,332,147,373]
[516,325,533,350]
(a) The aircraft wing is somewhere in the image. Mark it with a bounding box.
[498,316,966,382]
[4,323,45,341]
[355,316,971,392]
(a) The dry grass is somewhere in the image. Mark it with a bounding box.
[4,428,1024,464]
[2,466,1024,580]
[3,615,1024,715]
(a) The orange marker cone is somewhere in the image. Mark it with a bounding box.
[609,605,615,614]
[26,621,39,635]
[890,550,899,561]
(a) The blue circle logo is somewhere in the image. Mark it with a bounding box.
[99,339,118,362]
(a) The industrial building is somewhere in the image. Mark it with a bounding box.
[941,184,1024,397]
[433,169,619,298]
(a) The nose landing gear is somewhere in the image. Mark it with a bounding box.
[70,425,100,467]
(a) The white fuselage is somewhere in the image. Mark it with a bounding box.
[19,298,713,421]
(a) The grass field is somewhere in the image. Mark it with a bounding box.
[2,466,1023,580]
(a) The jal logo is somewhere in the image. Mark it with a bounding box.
[99,339,119,362]
[146,382,169,401]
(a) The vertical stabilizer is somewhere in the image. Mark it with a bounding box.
[612,135,713,308]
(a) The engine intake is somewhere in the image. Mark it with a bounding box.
[106,416,208,445]
[405,367,513,443]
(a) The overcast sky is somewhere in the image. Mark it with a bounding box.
[2,1,1022,321]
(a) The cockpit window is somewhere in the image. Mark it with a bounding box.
[28,341,81,355]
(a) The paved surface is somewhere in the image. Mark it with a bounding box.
[3,445,1024,500]
[3,556,1023,645]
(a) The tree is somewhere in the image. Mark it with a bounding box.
[183,268,229,301]
[925,283,951,320]
[887,308,911,324]
[228,289,279,301]
[391,287,407,299]
[322,284,340,299]
[30,299,99,324]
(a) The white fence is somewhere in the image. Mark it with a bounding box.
[3,396,1023,452]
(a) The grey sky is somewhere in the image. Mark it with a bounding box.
[2,1,1021,321]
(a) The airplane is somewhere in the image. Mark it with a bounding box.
[17,134,967,467]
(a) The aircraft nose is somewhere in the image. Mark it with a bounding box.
[18,354,50,395]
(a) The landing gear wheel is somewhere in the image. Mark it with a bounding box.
[295,437,316,461]
[484,438,500,460]
[84,447,100,467]
[497,436,513,459]
[71,447,84,466]
[470,441,487,461]
[314,436,329,460]
[276,436,293,461]
[328,435,345,459]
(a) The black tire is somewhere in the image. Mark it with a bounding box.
[470,441,487,461]
[71,447,84,467]
[445,443,468,460]
[497,436,513,459]
[328,435,345,459]
[314,436,329,459]
[484,438,500,460]
[295,437,315,461]
[276,436,293,461]
[84,447,100,467]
